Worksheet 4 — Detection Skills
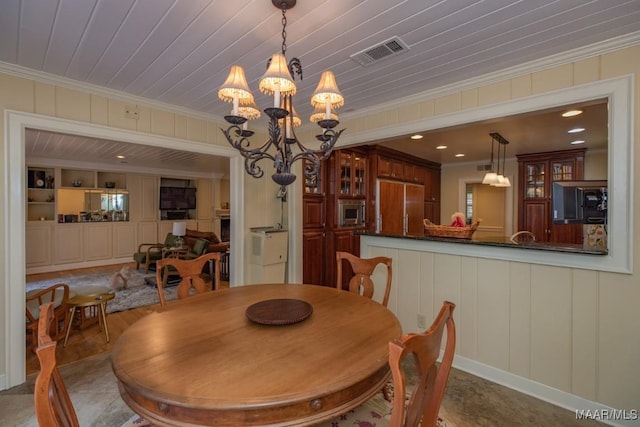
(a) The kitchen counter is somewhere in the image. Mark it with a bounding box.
[356,231,607,255]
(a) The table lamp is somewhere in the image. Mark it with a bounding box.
[172,221,187,248]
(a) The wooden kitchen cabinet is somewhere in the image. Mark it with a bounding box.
[378,180,424,235]
[424,167,440,202]
[517,149,585,244]
[403,164,425,184]
[303,229,325,285]
[328,228,361,289]
[377,156,404,180]
[423,166,441,224]
[405,184,425,235]
[302,159,327,285]
[303,195,324,229]
[337,150,367,197]
[378,181,405,234]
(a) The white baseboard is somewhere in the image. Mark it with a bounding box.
[453,355,638,427]
[26,257,133,275]
[0,374,5,391]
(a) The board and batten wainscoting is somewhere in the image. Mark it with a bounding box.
[360,234,637,426]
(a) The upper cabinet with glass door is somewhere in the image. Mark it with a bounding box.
[337,150,366,198]
[524,161,546,199]
[520,149,585,200]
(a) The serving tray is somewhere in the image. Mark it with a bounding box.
[245,298,313,325]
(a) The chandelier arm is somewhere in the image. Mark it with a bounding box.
[288,57,302,81]
[288,129,344,166]
[220,125,280,179]
[221,125,278,161]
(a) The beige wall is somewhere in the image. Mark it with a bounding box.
[341,45,640,413]
[471,183,506,238]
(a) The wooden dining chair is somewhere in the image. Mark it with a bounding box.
[388,300,456,427]
[336,251,392,307]
[34,302,80,427]
[25,283,71,352]
[155,252,221,306]
[318,301,456,427]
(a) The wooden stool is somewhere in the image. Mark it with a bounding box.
[63,293,115,347]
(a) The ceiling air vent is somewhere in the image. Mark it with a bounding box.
[477,164,493,172]
[350,36,409,67]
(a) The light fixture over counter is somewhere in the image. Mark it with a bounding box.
[218,0,345,188]
[482,132,511,187]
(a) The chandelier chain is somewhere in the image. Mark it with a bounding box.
[281,7,288,55]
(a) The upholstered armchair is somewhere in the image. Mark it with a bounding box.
[133,233,176,273]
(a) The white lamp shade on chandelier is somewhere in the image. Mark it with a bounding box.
[218,65,253,116]
[259,52,297,99]
[310,103,339,123]
[311,70,344,118]
[235,94,261,120]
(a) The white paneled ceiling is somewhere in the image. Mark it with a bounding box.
[24,129,229,176]
[2,0,638,169]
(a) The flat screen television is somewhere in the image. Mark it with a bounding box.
[159,187,197,210]
[552,180,607,224]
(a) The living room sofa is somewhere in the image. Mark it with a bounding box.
[183,229,229,254]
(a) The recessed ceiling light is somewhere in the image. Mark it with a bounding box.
[562,109,583,117]
[116,155,125,159]
[410,134,423,140]
[436,145,447,150]
[454,153,465,157]
[568,127,585,133]
[570,140,586,145]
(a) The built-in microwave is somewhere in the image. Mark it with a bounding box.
[338,199,365,227]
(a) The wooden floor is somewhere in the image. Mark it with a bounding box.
[25,262,227,376]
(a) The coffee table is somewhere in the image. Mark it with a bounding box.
[63,292,115,347]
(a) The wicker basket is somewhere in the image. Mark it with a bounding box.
[423,219,480,239]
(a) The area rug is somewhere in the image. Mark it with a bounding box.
[26,269,177,313]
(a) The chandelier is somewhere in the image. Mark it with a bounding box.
[218,0,345,187]
[482,132,511,187]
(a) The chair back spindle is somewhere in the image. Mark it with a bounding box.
[336,251,392,307]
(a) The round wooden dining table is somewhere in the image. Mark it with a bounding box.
[111,283,402,427]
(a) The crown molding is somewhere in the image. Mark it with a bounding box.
[0,61,220,123]
[340,31,640,121]
[2,30,638,130]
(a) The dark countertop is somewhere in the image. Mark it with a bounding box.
[356,231,608,255]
